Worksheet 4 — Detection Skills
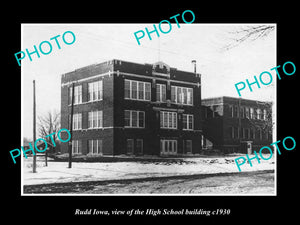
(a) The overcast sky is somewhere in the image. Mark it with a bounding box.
[21,23,276,139]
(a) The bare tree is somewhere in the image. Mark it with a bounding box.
[222,25,275,51]
[38,110,60,166]
[23,137,32,145]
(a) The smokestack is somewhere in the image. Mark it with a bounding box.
[191,60,196,73]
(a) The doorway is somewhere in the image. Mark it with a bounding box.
[240,141,253,154]
[160,139,177,155]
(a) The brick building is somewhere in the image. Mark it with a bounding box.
[201,96,273,154]
[60,59,202,156]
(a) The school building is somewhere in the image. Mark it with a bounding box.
[60,59,203,156]
[201,96,273,154]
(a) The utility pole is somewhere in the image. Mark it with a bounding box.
[33,80,37,173]
[68,82,75,168]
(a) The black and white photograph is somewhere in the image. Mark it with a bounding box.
[4,5,298,224]
[20,23,276,195]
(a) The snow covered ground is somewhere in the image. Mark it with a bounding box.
[22,154,275,186]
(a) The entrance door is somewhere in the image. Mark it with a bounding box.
[126,139,134,155]
[136,139,143,155]
[247,142,252,155]
[160,140,177,155]
[240,141,252,154]
[240,142,247,153]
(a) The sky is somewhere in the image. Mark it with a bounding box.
[21,23,276,139]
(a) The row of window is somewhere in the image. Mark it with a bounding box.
[125,110,194,130]
[72,139,193,155]
[69,79,194,106]
[127,139,193,155]
[159,112,194,130]
[171,86,193,105]
[229,105,269,120]
[229,127,270,140]
[69,80,103,105]
[72,110,194,130]
[124,80,151,101]
[125,79,193,105]
[160,139,192,155]
[158,112,194,130]
[124,110,145,128]
[204,105,270,120]
[72,111,103,130]
[126,139,143,155]
[72,139,103,155]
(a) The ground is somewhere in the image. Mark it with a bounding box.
[24,170,274,194]
[22,154,275,195]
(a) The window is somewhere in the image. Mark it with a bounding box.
[160,140,177,155]
[163,112,168,127]
[187,88,193,105]
[138,82,144,100]
[138,111,144,128]
[124,110,145,128]
[250,128,255,139]
[253,108,257,120]
[257,108,262,120]
[127,139,134,154]
[184,140,192,154]
[136,139,143,155]
[132,111,138,127]
[124,79,151,101]
[240,107,244,118]
[145,83,151,100]
[124,110,131,127]
[69,85,82,105]
[170,86,193,105]
[242,128,246,139]
[229,105,234,117]
[88,80,103,102]
[245,107,250,118]
[250,108,254,119]
[88,111,103,128]
[258,128,263,140]
[72,113,82,130]
[256,128,262,140]
[171,86,176,102]
[125,80,131,99]
[88,139,103,155]
[265,130,269,140]
[230,127,234,139]
[246,128,250,139]
[72,140,82,154]
[183,114,194,130]
[183,88,187,104]
[205,106,213,118]
[132,81,137,99]
[212,105,218,118]
[156,84,166,102]
[263,109,268,120]
[234,106,239,118]
[160,111,177,129]
[204,107,208,118]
